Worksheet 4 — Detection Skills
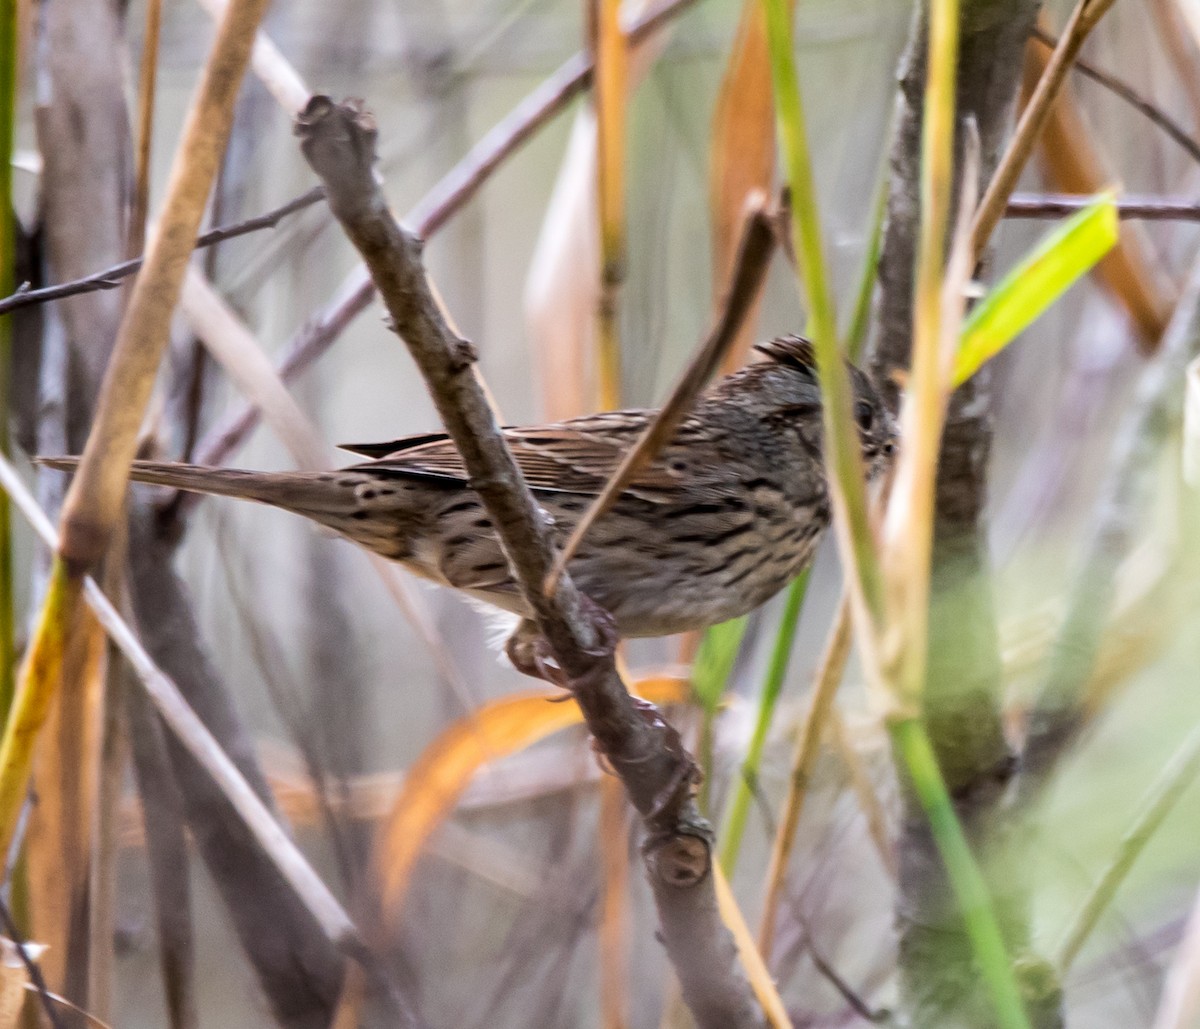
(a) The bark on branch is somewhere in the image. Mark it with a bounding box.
[294,96,761,1029]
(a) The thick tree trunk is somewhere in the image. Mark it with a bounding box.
[871,4,1062,1025]
[127,503,346,1028]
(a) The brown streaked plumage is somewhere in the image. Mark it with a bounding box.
[41,335,896,652]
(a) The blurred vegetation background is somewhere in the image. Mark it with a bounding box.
[5,0,1200,1025]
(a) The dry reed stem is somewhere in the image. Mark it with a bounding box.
[594,0,629,411]
[0,455,361,949]
[181,270,329,468]
[23,585,100,997]
[710,865,793,1029]
[56,0,273,564]
[1021,26,1174,347]
[194,0,309,114]
[128,0,162,257]
[599,773,631,1029]
[969,0,1118,259]
[546,199,775,590]
[758,594,852,956]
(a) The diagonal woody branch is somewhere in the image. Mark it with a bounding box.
[295,95,762,1029]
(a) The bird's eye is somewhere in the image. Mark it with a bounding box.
[854,400,874,431]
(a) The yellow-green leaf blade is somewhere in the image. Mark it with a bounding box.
[954,192,1118,386]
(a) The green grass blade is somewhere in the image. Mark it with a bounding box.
[718,571,809,874]
[843,157,890,362]
[761,0,883,622]
[693,614,749,813]
[692,615,750,715]
[891,718,1032,1029]
[954,193,1118,386]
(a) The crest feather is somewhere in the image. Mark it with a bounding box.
[753,335,818,377]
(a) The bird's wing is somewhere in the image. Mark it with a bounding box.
[339,412,716,498]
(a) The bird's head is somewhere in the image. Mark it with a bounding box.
[735,334,897,478]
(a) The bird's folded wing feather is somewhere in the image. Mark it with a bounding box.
[340,412,719,498]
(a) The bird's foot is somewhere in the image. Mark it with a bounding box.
[504,619,570,691]
[503,599,619,691]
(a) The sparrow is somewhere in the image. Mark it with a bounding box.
[43,335,895,655]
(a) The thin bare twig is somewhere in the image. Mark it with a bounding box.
[0,187,326,316]
[0,894,66,1029]
[971,0,1120,259]
[545,197,776,592]
[1030,27,1200,167]
[296,95,761,1029]
[1007,194,1200,220]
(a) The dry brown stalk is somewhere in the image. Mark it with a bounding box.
[546,198,776,591]
[1018,27,1174,347]
[594,0,630,411]
[0,0,276,873]
[55,0,271,567]
[758,594,852,957]
[969,0,1120,259]
[599,773,632,1029]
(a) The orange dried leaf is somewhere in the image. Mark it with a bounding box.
[709,0,779,371]
[525,0,670,420]
[596,0,630,409]
[374,674,689,918]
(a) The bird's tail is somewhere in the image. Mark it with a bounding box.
[39,457,424,560]
[43,454,401,527]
